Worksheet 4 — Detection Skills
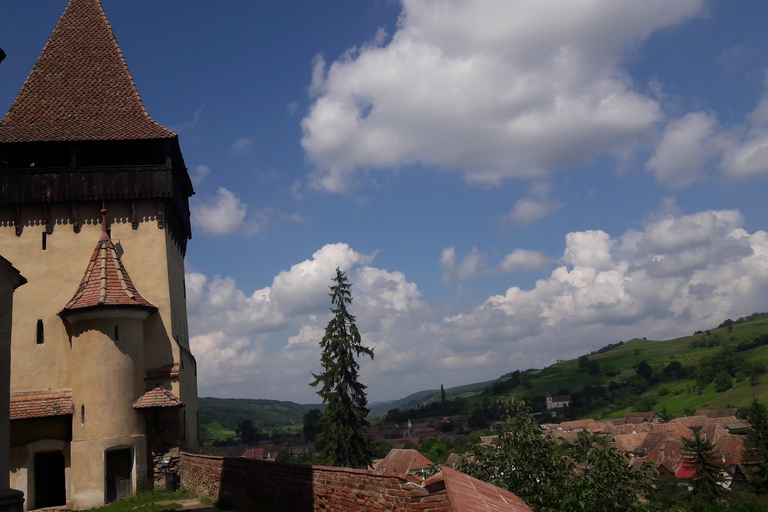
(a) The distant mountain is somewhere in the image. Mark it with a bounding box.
[369,389,440,415]
[201,313,768,431]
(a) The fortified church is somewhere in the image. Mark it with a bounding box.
[0,0,198,508]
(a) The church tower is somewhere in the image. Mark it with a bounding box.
[0,0,197,508]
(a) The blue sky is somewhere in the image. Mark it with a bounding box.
[3,1,768,404]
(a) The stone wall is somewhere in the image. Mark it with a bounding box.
[181,453,450,512]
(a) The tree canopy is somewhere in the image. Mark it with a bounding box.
[459,396,654,512]
[310,268,375,469]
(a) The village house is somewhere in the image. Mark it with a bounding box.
[0,0,198,508]
[545,394,572,410]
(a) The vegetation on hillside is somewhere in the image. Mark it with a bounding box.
[382,312,768,425]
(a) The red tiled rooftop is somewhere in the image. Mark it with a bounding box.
[133,385,183,409]
[10,390,72,420]
[145,364,181,380]
[0,0,176,143]
[437,467,533,512]
[60,222,156,313]
[374,449,433,476]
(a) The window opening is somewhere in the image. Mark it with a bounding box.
[36,320,44,345]
[42,232,47,250]
[81,405,85,425]
[114,325,119,341]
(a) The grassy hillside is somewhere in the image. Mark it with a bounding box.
[526,313,768,417]
[199,397,323,435]
[199,313,768,434]
[384,312,768,421]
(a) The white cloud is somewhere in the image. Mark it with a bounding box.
[504,197,563,225]
[187,211,768,402]
[231,137,253,154]
[442,246,551,282]
[646,111,718,188]
[190,164,211,185]
[301,0,704,192]
[501,249,551,272]
[190,187,264,236]
[430,205,768,372]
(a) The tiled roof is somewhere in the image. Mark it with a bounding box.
[145,364,181,380]
[10,390,72,420]
[0,0,176,143]
[60,217,156,313]
[437,467,534,512]
[374,449,433,476]
[133,385,183,409]
[695,409,740,419]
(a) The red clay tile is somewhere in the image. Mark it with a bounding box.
[10,390,73,420]
[133,385,183,409]
[0,0,176,143]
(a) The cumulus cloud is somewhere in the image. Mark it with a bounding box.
[188,208,768,402]
[646,112,718,188]
[442,246,552,282]
[188,243,427,400]
[301,0,703,192]
[501,249,551,272]
[190,187,265,236]
[504,197,563,225]
[430,205,768,372]
[190,164,211,185]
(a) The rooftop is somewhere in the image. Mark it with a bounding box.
[0,0,176,143]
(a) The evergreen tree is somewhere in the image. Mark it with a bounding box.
[310,268,375,469]
[680,427,726,500]
[743,398,768,493]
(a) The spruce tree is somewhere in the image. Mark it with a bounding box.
[310,268,375,468]
[743,398,768,493]
[680,427,726,499]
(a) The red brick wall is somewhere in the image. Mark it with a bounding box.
[181,453,449,512]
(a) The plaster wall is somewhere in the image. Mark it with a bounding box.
[68,313,146,440]
[70,435,147,510]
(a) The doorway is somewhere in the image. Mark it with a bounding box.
[105,448,133,503]
[34,451,66,508]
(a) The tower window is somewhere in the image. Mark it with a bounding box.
[80,405,85,425]
[42,232,47,250]
[36,319,44,345]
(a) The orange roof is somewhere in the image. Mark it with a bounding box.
[10,390,72,420]
[145,364,181,380]
[0,0,176,143]
[60,214,156,313]
[133,385,183,409]
[374,449,433,475]
[434,467,533,511]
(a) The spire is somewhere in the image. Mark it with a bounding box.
[0,0,176,143]
[60,209,156,314]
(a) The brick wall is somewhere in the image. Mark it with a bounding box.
[181,453,450,512]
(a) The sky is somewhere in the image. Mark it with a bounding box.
[2,0,768,405]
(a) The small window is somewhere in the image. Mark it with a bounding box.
[36,320,44,345]
[42,232,47,251]
[80,405,85,425]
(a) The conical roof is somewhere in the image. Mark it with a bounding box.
[0,0,176,143]
[61,211,156,314]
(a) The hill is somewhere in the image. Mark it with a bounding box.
[381,312,768,422]
[199,397,323,435]
[198,313,768,435]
